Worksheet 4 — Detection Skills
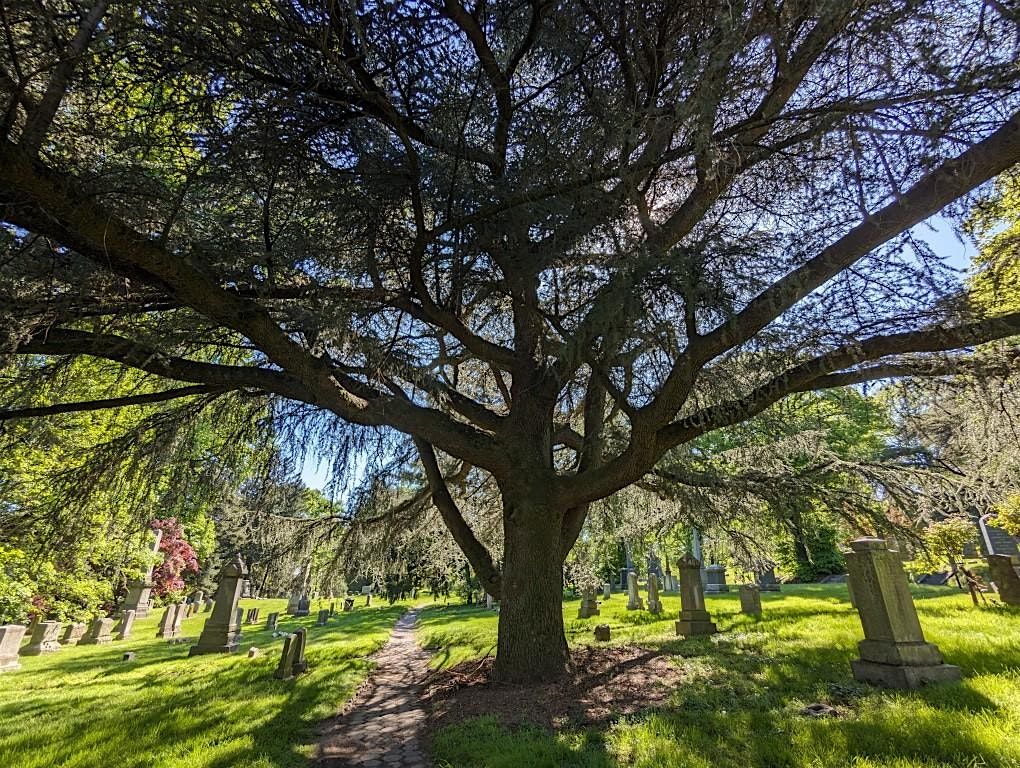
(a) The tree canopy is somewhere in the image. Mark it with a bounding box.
[2,0,1019,680]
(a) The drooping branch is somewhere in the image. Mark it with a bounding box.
[414,437,502,598]
[0,383,233,421]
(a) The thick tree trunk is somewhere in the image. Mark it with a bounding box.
[492,490,569,683]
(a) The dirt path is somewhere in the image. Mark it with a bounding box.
[317,609,432,768]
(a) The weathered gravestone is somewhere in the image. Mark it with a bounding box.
[203,599,214,613]
[21,621,62,655]
[647,575,663,615]
[156,605,179,639]
[756,567,781,592]
[485,593,495,609]
[739,584,762,616]
[294,596,310,617]
[846,538,961,689]
[61,622,87,646]
[192,590,205,610]
[172,602,186,637]
[0,625,28,672]
[80,617,115,645]
[626,571,644,611]
[190,554,248,656]
[343,597,355,612]
[603,583,612,600]
[273,628,308,680]
[286,590,303,615]
[704,564,730,593]
[577,588,600,619]
[675,554,717,636]
[329,602,336,617]
[364,594,372,607]
[116,610,136,640]
[987,554,1020,606]
[593,624,611,642]
[316,609,330,626]
[266,612,280,631]
[245,607,260,624]
[123,528,163,618]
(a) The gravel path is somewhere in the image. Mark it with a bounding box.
[317,610,431,767]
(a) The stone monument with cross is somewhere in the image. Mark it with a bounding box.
[189,554,248,656]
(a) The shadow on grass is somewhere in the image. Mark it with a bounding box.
[0,604,408,768]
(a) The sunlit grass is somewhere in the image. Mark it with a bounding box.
[422,584,1020,768]
[0,597,407,768]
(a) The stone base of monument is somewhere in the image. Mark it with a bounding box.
[851,659,961,688]
[647,599,662,614]
[626,598,644,611]
[704,585,729,593]
[851,639,961,688]
[189,635,241,656]
[675,609,717,636]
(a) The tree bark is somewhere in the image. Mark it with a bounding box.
[492,489,569,683]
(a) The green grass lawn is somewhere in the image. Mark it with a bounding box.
[420,585,1020,768]
[0,597,407,768]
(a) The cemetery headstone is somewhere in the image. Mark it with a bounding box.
[156,605,178,639]
[294,596,310,617]
[203,599,213,613]
[364,594,372,607]
[675,554,717,636]
[266,612,280,631]
[291,628,308,674]
[172,602,186,636]
[577,588,600,619]
[122,652,136,662]
[343,597,355,612]
[626,571,645,611]
[248,647,261,658]
[80,617,115,645]
[274,633,297,679]
[987,554,1020,606]
[0,625,28,672]
[189,554,248,656]
[116,610,136,640]
[756,567,781,591]
[739,584,762,616]
[704,563,730,593]
[21,621,63,655]
[594,624,611,642]
[61,622,87,646]
[316,609,329,626]
[485,593,494,610]
[329,602,336,617]
[647,575,663,614]
[846,537,961,688]
[603,582,612,600]
[123,528,163,618]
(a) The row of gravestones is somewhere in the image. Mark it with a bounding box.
[585,540,1020,690]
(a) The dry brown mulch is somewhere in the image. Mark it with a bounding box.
[421,645,684,734]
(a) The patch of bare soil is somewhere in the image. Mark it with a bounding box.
[422,645,684,735]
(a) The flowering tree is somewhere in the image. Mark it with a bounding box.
[150,518,200,598]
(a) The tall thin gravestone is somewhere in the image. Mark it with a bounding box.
[675,554,717,636]
[0,625,28,672]
[190,554,248,656]
[603,582,612,600]
[846,538,961,688]
[647,575,663,615]
[156,605,178,639]
[316,609,329,626]
[266,612,280,631]
[172,602,186,637]
[274,633,297,679]
[116,610,136,640]
[123,528,163,618]
[626,571,644,611]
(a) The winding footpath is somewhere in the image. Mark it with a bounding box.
[317,610,432,767]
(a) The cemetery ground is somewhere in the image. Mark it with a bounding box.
[0,598,410,768]
[1,587,1018,768]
